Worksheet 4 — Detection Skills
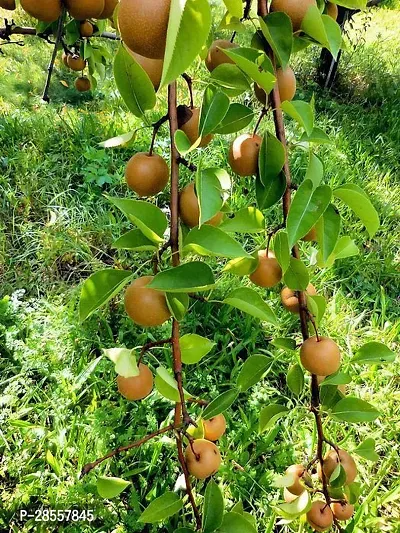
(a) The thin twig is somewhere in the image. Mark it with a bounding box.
[149,114,169,157]
[42,7,66,102]
[178,157,197,172]
[181,73,194,109]
[253,107,267,136]
[137,338,172,365]
[152,238,171,274]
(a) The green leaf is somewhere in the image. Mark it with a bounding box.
[259,132,286,187]
[331,236,359,260]
[331,397,380,424]
[175,129,198,155]
[333,183,380,238]
[237,355,271,392]
[148,262,215,293]
[79,269,132,322]
[329,464,347,488]
[259,404,289,433]
[287,180,332,247]
[305,152,324,189]
[97,476,131,499]
[321,372,352,386]
[180,334,215,365]
[316,204,341,263]
[354,438,379,462]
[301,6,342,59]
[223,287,278,325]
[103,348,139,378]
[287,364,304,397]
[112,229,158,251]
[219,208,265,233]
[175,529,195,533]
[99,130,136,148]
[299,127,331,144]
[213,103,254,134]
[307,294,327,326]
[223,47,276,93]
[46,449,61,476]
[113,45,156,117]
[183,226,251,259]
[200,85,230,137]
[139,491,183,523]
[203,389,239,420]
[259,12,293,69]
[107,197,168,244]
[166,293,189,322]
[223,256,258,277]
[155,366,191,402]
[210,65,251,97]
[196,168,230,226]
[283,257,309,291]
[277,490,312,518]
[222,0,243,18]
[256,171,286,210]
[320,384,342,409]
[217,512,257,533]
[346,481,362,505]
[334,0,366,7]
[271,338,297,351]
[203,480,224,533]
[352,342,396,365]
[281,101,314,135]
[161,0,211,87]
[274,230,291,273]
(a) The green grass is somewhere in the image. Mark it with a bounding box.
[1,5,400,533]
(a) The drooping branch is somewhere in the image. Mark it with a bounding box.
[138,338,172,365]
[42,8,66,102]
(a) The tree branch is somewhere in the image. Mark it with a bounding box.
[42,7,66,102]
[137,338,172,365]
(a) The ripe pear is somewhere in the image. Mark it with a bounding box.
[75,77,91,92]
[300,336,341,376]
[281,284,317,314]
[285,464,311,496]
[20,0,62,22]
[128,50,163,90]
[125,152,169,197]
[306,500,333,532]
[98,0,118,19]
[185,439,221,479]
[326,2,339,20]
[270,0,317,31]
[180,107,213,148]
[331,502,354,521]
[118,0,170,59]
[67,55,86,71]
[179,182,223,228]
[205,39,238,72]
[0,0,16,10]
[65,0,105,20]
[228,133,262,176]
[117,363,153,400]
[203,414,226,442]
[255,66,297,105]
[124,276,171,327]
[250,250,282,288]
[318,449,357,485]
[80,21,94,38]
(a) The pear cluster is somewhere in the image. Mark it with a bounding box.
[19,0,117,23]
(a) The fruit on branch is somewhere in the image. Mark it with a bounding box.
[65,0,105,20]
[285,464,311,496]
[203,414,226,441]
[125,152,169,197]
[331,501,355,521]
[283,488,298,503]
[255,66,297,106]
[124,276,171,327]
[228,133,262,177]
[118,0,171,59]
[98,0,118,19]
[318,449,357,485]
[326,2,339,21]
[80,21,94,38]
[302,226,317,242]
[179,182,223,228]
[300,336,341,376]
[75,77,91,92]
[0,0,16,10]
[270,0,317,32]
[117,363,153,400]
[180,107,213,148]
[67,55,87,71]
[185,439,221,479]
[128,50,163,90]
[250,250,282,288]
[281,283,317,314]
[20,0,62,22]
[306,501,334,532]
[205,39,238,72]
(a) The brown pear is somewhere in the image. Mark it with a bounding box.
[98,0,118,19]
[300,336,341,376]
[318,449,357,485]
[185,439,221,479]
[255,66,296,105]
[125,152,169,197]
[67,55,86,71]
[20,0,62,22]
[75,77,91,92]
[270,0,317,32]
[228,133,262,177]
[203,414,226,441]
[128,50,163,90]
[80,21,94,38]
[65,0,105,20]
[250,250,282,288]
[331,502,354,521]
[285,464,310,496]
[118,0,170,59]
[307,500,333,532]
[326,2,339,20]
[181,107,213,148]
[0,0,16,10]
[205,39,238,72]
[117,363,153,400]
[281,283,317,314]
[124,276,171,327]
[179,182,223,228]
